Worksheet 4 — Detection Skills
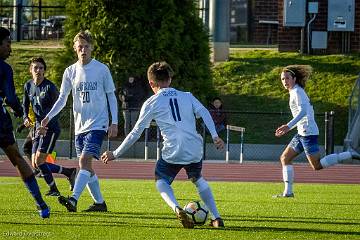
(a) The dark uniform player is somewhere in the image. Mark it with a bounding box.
[23,57,77,196]
[0,27,50,218]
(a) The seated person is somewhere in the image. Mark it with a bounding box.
[209,97,227,134]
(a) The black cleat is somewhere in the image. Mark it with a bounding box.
[209,218,225,228]
[67,168,77,191]
[45,189,61,196]
[272,193,295,198]
[83,201,108,212]
[58,196,77,212]
[175,206,194,229]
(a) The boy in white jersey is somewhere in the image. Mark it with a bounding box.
[101,61,225,228]
[40,30,118,211]
[274,65,360,198]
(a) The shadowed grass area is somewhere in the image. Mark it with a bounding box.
[0,177,359,239]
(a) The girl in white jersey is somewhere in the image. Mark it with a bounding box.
[101,61,225,228]
[274,65,360,198]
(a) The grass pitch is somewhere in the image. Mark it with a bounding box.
[0,177,359,240]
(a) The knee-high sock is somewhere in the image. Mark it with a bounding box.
[156,179,179,212]
[194,177,220,219]
[72,169,91,201]
[24,174,47,209]
[86,174,104,204]
[320,152,352,168]
[46,162,61,173]
[283,165,294,195]
[38,163,56,188]
[47,163,72,177]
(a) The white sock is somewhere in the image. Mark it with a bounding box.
[86,174,104,204]
[195,177,221,219]
[283,165,294,195]
[156,179,179,212]
[320,152,352,168]
[72,169,91,201]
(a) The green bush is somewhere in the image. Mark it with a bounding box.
[57,0,214,101]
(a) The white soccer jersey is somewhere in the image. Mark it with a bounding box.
[287,84,319,136]
[48,59,116,134]
[113,87,217,164]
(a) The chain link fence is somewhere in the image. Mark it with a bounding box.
[9,107,340,163]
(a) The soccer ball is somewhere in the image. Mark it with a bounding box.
[184,200,209,225]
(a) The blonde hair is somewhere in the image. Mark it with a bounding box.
[73,30,93,45]
[282,65,312,88]
[147,61,174,83]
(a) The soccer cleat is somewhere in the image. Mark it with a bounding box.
[45,189,61,197]
[349,148,360,160]
[58,196,77,212]
[83,202,108,212]
[175,206,194,229]
[272,193,295,198]
[67,168,77,191]
[37,206,50,219]
[209,218,225,228]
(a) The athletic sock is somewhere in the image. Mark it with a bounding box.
[47,163,73,177]
[283,165,294,195]
[23,174,47,209]
[47,163,61,173]
[38,163,56,188]
[86,174,104,204]
[320,152,352,168]
[156,179,179,212]
[72,169,91,201]
[194,177,220,219]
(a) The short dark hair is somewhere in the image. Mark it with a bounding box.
[29,57,47,70]
[147,61,174,83]
[0,27,10,44]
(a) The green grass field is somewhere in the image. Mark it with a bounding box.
[0,177,360,240]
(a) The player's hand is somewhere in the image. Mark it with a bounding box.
[213,137,224,150]
[41,117,49,128]
[101,151,115,164]
[37,126,48,136]
[275,124,290,137]
[108,124,118,138]
[24,117,33,128]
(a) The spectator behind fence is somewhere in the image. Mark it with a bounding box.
[118,76,148,136]
[209,97,227,134]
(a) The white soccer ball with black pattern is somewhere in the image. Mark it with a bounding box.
[184,200,209,225]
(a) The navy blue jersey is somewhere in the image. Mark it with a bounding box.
[0,59,23,133]
[23,78,60,132]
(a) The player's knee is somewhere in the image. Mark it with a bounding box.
[193,177,209,192]
[312,164,323,171]
[279,155,289,165]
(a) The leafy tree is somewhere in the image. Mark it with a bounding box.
[56,0,214,101]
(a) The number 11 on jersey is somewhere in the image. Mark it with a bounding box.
[169,98,181,121]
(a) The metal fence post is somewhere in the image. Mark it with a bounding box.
[240,130,244,163]
[69,108,73,159]
[144,128,149,160]
[226,126,230,162]
[202,124,207,160]
[325,111,335,155]
[156,126,160,160]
